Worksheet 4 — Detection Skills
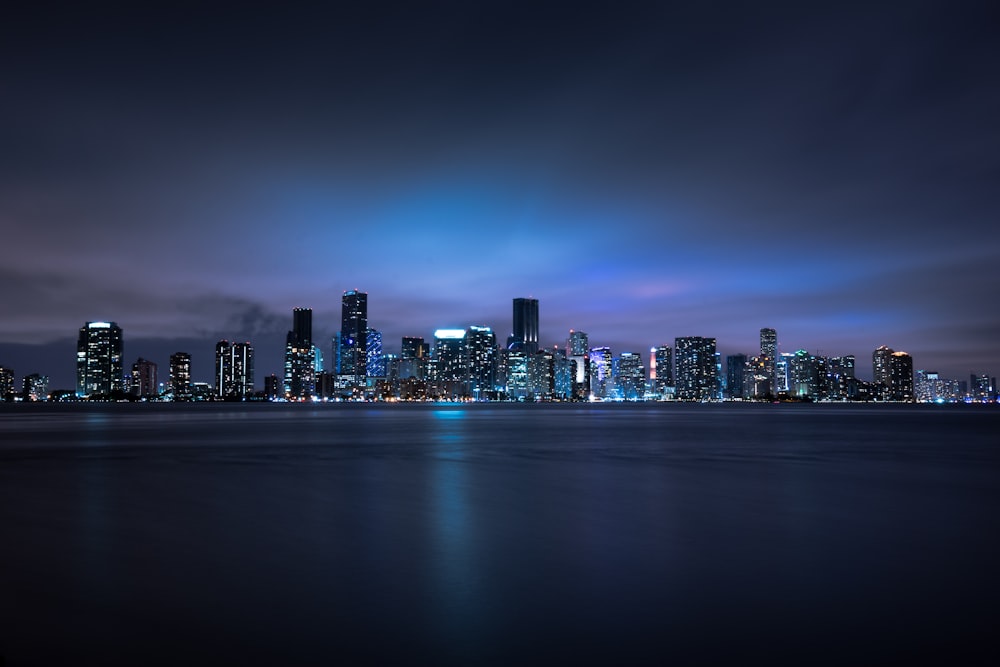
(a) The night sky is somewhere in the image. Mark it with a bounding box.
[2,2,998,388]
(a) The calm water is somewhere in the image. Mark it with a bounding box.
[1,403,998,665]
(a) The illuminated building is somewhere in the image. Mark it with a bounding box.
[76,321,124,398]
[467,326,498,398]
[264,373,281,400]
[653,345,673,393]
[873,346,914,401]
[531,349,555,399]
[339,290,368,387]
[674,336,717,401]
[509,297,539,354]
[433,329,468,382]
[284,308,315,399]
[827,355,856,400]
[0,367,15,401]
[567,331,591,399]
[22,374,48,401]
[366,328,384,377]
[130,357,158,398]
[400,336,428,380]
[553,348,572,399]
[506,351,529,400]
[872,345,894,398]
[760,328,777,392]
[589,346,612,398]
[169,352,192,401]
[616,352,645,400]
[216,340,254,399]
[970,374,996,401]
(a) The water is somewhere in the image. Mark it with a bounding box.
[1,403,998,665]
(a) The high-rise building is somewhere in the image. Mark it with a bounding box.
[567,331,590,399]
[169,352,192,401]
[530,349,555,399]
[653,345,673,392]
[509,297,539,354]
[760,327,777,392]
[366,328,384,378]
[284,308,315,400]
[674,336,717,401]
[589,346,612,398]
[339,290,368,387]
[873,346,913,401]
[433,329,468,382]
[0,367,14,401]
[22,374,48,401]
[616,352,645,400]
[216,340,254,399]
[467,326,498,398]
[130,357,158,398]
[76,321,124,398]
[400,336,428,380]
[872,345,894,397]
[726,354,747,399]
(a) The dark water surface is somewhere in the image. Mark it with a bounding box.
[1,403,998,665]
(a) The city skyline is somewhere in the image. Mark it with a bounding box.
[2,3,998,386]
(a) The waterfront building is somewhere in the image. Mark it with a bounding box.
[873,346,914,401]
[653,345,673,392]
[263,373,281,400]
[567,331,591,399]
[76,321,124,398]
[531,349,555,399]
[760,327,777,393]
[674,337,717,401]
[0,367,14,401]
[589,346,613,399]
[616,352,645,400]
[827,355,856,400]
[506,351,530,400]
[22,374,48,401]
[339,290,368,387]
[509,297,539,354]
[284,308,315,400]
[169,352,192,401]
[130,357,158,398]
[366,329,384,378]
[216,340,254,399]
[467,326,498,398]
[726,354,747,399]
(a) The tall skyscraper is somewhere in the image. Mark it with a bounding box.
[726,354,747,399]
[674,336,717,401]
[130,357,158,398]
[76,321,124,398]
[653,345,673,392]
[340,290,368,386]
[509,297,539,354]
[169,352,192,401]
[366,328,384,377]
[567,331,590,399]
[589,346,612,398]
[760,327,777,392]
[400,336,428,380]
[284,308,315,399]
[616,352,645,400]
[467,325,498,397]
[216,340,254,399]
[0,367,14,401]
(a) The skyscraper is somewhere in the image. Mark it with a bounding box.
[0,367,14,401]
[467,325,498,398]
[169,352,192,401]
[509,297,539,354]
[366,328,384,378]
[760,327,777,393]
[567,331,590,399]
[76,321,124,398]
[284,308,314,399]
[216,340,254,399]
[674,336,717,401]
[726,354,747,399]
[340,290,368,386]
[589,346,612,398]
[653,345,673,392]
[616,352,645,400]
[130,357,158,398]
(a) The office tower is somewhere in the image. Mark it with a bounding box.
[130,358,158,398]
[775,353,793,393]
[674,336,717,401]
[313,345,324,373]
[889,351,914,402]
[827,355,856,400]
[531,349,555,399]
[565,331,590,399]
[402,336,427,359]
[509,297,539,354]
[366,328,384,377]
[433,329,468,382]
[0,367,15,401]
[744,356,772,399]
[553,348,572,400]
[589,346,612,398]
[616,352,644,400]
[22,374,48,401]
[760,328,777,391]
[339,290,368,387]
[169,352,192,401]
[726,354,747,399]
[872,345,894,397]
[970,374,994,401]
[76,321,124,398]
[467,326,498,398]
[216,340,254,399]
[653,345,673,393]
[506,351,530,399]
[400,336,428,381]
[284,308,315,400]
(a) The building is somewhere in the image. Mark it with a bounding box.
[589,346,612,399]
[509,297,539,354]
[400,336,428,381]
[339,290,368,387]
[169,352,192,401]
[0,367,15,401]
[284,308,315,400]
[567,331,591,399]
[674,337,717,401]
[726,354,747,399]
[760,328,777,393]
[215,340,254,399]
[264,373,281,400]
[616,352,644,400]
[366,328,384,378]
[652,345,673,395]
[467,326,498,399]
[130,358,158,398]
[22,374,49,401]
[76,321,124,398]
[873,346,914,401]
